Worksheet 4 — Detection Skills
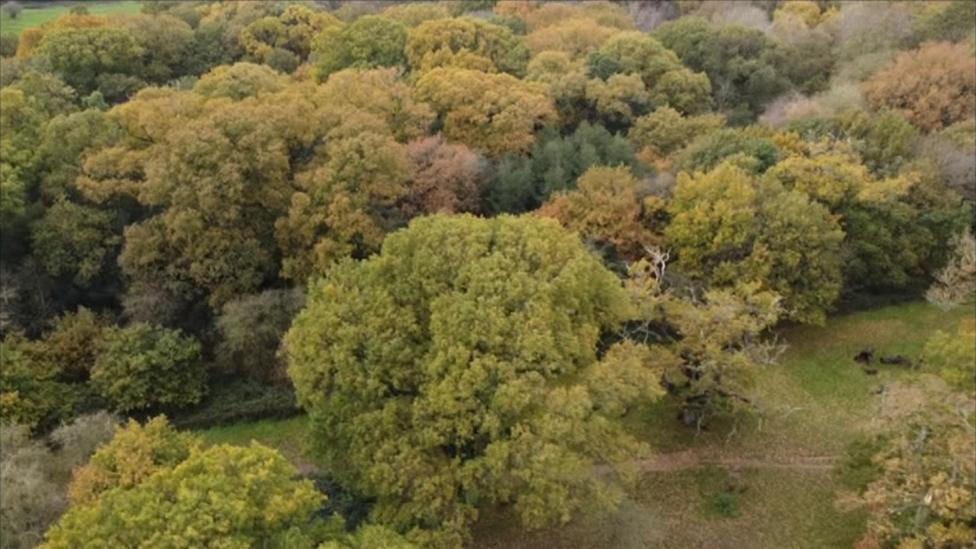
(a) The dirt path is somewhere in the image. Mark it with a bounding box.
[632,450,837,472]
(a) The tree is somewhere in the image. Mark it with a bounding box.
[285,214,663,545]
[1,413,116,549]
[313,16,407,81]
[524,17,622,58]
[400,135,485,217]
[584,72,650,128]
[414,67,555,155]
[913,0,976,44]
[116,14,193,83]
[15,12,109,58]
[43,443,324,549]
[405,17,529,75]
[381,3,450,27]
[587,31,712,115]
[926,227,976,309]
[0,333,81,431]
[31,108,124,202]
[860,391,975,548]
[35,27,144,97]
[31,199,121,287]
[311,68,434,143]
[240,4,340,67]
[192,62,287,100]
[863,42,976,132]
[674,127,781,174]
[628,106,725,170]
[100,89,299,305]
[216,289,306,383]
[34,307,110,382]
[525,50,589,126]
[0,33,18,57]
[89,323,204,413]
[924,317,976,391]
[275,112,411,283]
[764,153,962,292]
[666,161,845,324]
[653,17,792,122]
[625,255,782,427]
[67,416,199,506]
[0,87,44,251]
[486,122,636,213]
[538,166,663,260]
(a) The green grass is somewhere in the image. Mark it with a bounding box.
[198,415,313,471]
[0,1,142,36]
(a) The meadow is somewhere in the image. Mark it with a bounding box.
[0,1,141,35]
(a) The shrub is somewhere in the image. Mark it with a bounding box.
[90,323,205,413]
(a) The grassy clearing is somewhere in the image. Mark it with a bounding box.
[194,301,974,547]
[198,415,312,470]
[0,1,141,36]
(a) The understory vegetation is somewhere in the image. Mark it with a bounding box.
[1,1,974,548]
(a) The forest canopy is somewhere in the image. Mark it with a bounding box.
[0,1,973,548]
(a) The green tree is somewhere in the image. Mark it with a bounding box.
[43,443,324,549]
[913,0,976,44]
[285,214,663,545]
[628,106,725,170]
[0,333,79,431]
[666,161,845,324]
[486,121,636,213]
[30,199,121,287]
[35,27,144,96]
[674,127,780,174]
[89,323,204,413]
[764,153,961,291]
[116,14,193,83]
[653,17,792,122]
[525,50,589,126]
[313,16,408,81]
[34,307,110,382]
[586,31,712,115]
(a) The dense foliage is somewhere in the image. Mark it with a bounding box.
[0,1,973,546]
[286,215,663,545]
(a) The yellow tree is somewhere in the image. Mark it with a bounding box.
[414,67,555,155]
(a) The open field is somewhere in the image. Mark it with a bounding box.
[198,301,974,548]
[0,1,141,36]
